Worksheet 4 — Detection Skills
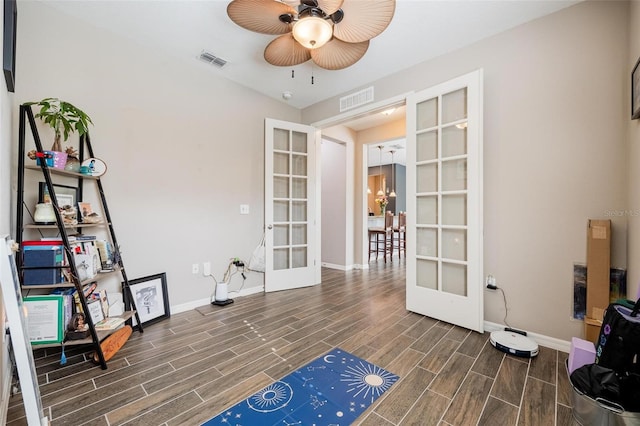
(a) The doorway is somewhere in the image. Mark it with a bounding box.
[316,100,407,269]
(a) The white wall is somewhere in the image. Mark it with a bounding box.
[320,139,347,268]
[304,0,630,341]
[14,2,301,311]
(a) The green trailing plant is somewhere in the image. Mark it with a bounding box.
[26,98,93,152]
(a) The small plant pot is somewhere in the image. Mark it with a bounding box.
[64,157,81,172]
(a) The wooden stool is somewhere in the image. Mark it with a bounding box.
[368,211,394,262]
[393,212,406,258]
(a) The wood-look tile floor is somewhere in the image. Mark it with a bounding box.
[8,261,578,425]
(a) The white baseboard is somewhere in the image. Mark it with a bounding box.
[321,262,351,271]
[484,321,570,353]
[352,264,369,270]
[170,285,264,315]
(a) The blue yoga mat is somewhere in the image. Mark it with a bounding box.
[203,347,399,425]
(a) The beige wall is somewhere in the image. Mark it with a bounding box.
[627,1,640,302]
[13,2,301,309]
[305,1,630,341]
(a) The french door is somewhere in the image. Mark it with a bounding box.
[264,118,321,292]
[406,70,484,332]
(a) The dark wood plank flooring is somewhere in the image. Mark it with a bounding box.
[8,261,578,425]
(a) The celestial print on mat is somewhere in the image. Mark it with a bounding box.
[202,347,399,426]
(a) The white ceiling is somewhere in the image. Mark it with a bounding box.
[44,0,580,111]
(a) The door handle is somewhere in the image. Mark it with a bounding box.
[267,225,273,230]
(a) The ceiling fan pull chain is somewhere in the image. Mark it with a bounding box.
[291,69,295,78]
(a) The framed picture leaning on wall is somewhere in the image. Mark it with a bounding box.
[633,56,640,120]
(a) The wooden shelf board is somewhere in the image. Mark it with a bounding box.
[25,164,99,180]
[30,311,136,348]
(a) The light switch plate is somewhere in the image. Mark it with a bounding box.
[240,204,249,215]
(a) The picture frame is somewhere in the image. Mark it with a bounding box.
[633,56,640,120]
[123,273,170,328]
[38,183,78,208]
[3,0,16,93]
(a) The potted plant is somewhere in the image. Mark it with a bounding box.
[26,98,93,167]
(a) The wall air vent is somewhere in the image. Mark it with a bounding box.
[340,87,374,112]
[198,50,227,68]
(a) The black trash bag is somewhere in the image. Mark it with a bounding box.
[570,363,621,402]
[620,372,640,412]
[595,301,640,376]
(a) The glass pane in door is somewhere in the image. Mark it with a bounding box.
[416,163,437,193]
[416,228,437,257]
[417,196,437,224]
[442,126,467,158]
[442,159,466,191]
[416,98,438,130]
[274,128,290,151]
[416,259,437,289]
[442,262,467,296]
[417,130,438,162]
[442,229,466,261]
[442,88,467,124]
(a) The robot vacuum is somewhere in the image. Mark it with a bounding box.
[490,329,539,358]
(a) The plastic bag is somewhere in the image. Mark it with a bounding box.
[249,234,265,273]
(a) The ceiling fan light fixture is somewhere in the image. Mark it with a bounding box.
[292,16,333,49]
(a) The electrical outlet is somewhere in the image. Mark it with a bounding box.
[203,261,211,276]
[192,263,199,274]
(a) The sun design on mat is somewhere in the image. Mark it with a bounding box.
[341,361,398,402]
[247,381,293,413]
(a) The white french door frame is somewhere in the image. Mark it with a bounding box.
[264,118,321,292]
[406,69,484,333]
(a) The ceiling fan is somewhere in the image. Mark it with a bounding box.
[227,0,396,70]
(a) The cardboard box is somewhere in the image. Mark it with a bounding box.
[22,246,64,285]
[584,316,602,345]
[586,219,611,319]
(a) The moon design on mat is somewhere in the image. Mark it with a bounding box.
[341,361,398,402]
[247,381,293,413]
[323,354,336,363]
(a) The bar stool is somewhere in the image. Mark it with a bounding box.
[393,212,406,258]
[368,211,394,262]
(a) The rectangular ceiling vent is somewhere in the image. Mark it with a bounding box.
[340,87,374,112]
[198,50,227,68]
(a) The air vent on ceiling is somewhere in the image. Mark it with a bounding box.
[340,87,374,112]
[198,50,227,68]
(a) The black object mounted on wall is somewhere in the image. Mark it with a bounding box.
[632,56,640,120]
[3,0,16,93]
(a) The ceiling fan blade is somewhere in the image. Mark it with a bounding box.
[310,38,369,70]
[316,0,344,16]
[332,0,395,43]
[227,0,297,35]
[264,33,312,66]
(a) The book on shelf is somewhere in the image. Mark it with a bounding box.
[72,234,97,241]
[93,317,125,331]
